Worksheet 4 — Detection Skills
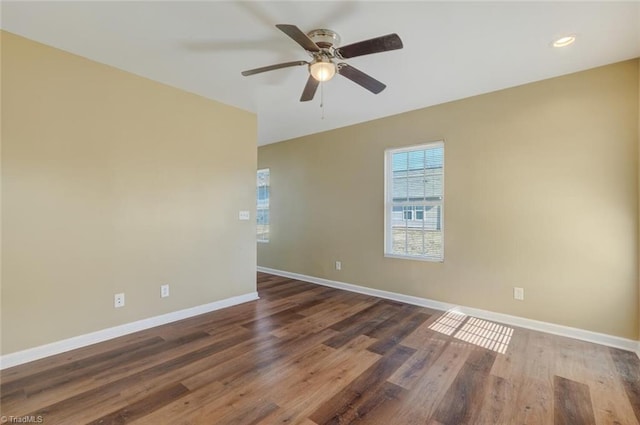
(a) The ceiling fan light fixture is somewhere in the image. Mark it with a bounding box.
[309,60,336,82]
[553,35,576,48]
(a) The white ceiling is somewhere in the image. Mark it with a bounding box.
[2,1,639,145]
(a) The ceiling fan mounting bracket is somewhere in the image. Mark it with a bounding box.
[306,29,341,50]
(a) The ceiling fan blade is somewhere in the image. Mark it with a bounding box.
[241,60,308,76]
[335,33,403,59]
[300,75,319,102]
[337,63,386,94]
[276,24,320,52]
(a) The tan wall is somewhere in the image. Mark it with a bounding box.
[259,59,640,340]
[1,32,257,354]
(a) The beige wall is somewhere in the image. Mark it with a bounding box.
[259,59,640,340]
[1,32,257,354]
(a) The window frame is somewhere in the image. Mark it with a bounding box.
[256,168,270,243]
[384,141,444,262]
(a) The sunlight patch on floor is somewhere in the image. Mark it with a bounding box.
[429,310,513,354]
[427,310,466,336]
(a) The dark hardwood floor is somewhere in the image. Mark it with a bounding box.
[1,272,639,424]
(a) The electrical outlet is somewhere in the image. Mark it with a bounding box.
[161,284,170,298]
[513,287,524,301]
[114,293,125,308]
[335,261,342,271]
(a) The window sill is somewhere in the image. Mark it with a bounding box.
[384,253,443,263]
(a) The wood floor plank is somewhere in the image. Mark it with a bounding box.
[489,318,528,379]
[472,374,511,425]
[2,273,639,425]
[494,331,555,424]
[212,400,280,425]
[343,381,405,424]
[20,331,264,423]
[398,311,452,350]
[178,329,338,393]
[253,335,381,425]
[28,332,207,398]
[258,279,309,298]
[308,344,415,424]
[387,335,449,390]
[0,331,168,384]
[323,303,400,349]
[86,383,190,425]
[366,311,431,355]
[271,300,375,339]
[270,334,380,404]
[432,348,497,425]
[1,336,165,395]
[241,309,306,332]
[1,331,214,418]
[610,347,640,424]
[128,381,227,425]
[554,375,596,425]
[359,340,476,424]
[292,287,370,315]
[556,338,638,425]
[329,300,401,332]
[364,304,422,339]
[152,332,343,424]
[265,282,321,299]
[136,328,338,423]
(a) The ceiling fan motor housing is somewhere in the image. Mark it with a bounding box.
[306,29,341,50]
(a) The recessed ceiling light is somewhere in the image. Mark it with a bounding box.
[553,35,576,48]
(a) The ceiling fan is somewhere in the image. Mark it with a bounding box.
[241,24,403,102]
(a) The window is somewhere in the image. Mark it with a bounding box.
[257,169,270,242]
[385,142,444,261]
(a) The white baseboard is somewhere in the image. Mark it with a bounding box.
[258,266,640,355]
[0,292,259,370]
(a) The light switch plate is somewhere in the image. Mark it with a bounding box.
[239,210,250,220]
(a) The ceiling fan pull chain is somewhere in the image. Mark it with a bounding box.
[320,82,325,120]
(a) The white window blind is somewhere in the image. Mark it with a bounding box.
[257,169,270,242]
[385,142,444,261]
